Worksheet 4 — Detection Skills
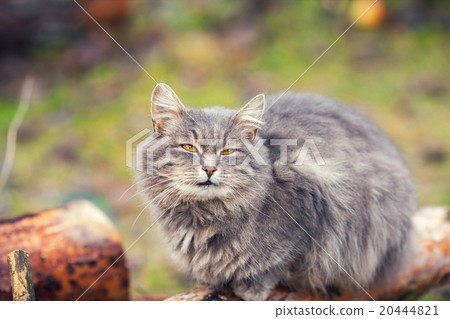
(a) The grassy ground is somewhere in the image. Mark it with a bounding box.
[0,1,449,298]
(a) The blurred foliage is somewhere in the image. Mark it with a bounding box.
[0,0,449,298]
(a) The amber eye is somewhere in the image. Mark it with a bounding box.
[181,144,197,152]
[221,149,235,155]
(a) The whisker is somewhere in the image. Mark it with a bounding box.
[125,179,168,202]
[131,180,187,229]
[119,177,152,201]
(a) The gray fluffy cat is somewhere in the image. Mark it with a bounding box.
[134,83,415,300]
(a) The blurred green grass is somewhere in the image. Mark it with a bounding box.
[0,0,449,297]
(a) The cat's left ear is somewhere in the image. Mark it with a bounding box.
[232,94,265,140]
[151,83,187,133]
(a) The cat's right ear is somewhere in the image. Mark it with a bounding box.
[151,83,187,133]
[232,93,265,140]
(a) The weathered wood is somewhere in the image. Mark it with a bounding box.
[166,206,450,301]
[7,250,36,301]
[0,200,129,300]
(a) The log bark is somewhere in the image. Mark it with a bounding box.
[7,250,36,301]
[0,200,129,301]
[166,206,450,301]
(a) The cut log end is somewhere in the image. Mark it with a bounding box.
[0,200,129,301]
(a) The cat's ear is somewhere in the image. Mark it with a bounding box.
[151,83,186,133]
[232,93,265,140]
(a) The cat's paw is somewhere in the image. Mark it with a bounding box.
[231,281,273,301]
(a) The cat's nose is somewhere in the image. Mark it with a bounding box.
[203,167,217,177]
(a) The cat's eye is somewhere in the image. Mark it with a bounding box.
[221,149,235,155]
[181,144,197,152]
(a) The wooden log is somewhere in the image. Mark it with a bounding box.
[0,200,129,301]
[7,250,36,301]
[166,206,450,301]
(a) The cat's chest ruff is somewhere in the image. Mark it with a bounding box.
[171,223,250,283]
[162,204,254,279]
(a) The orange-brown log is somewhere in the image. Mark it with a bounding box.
[0,200,129,301]
[166,206,450,301]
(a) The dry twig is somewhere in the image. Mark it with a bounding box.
[0,77,34,195]
[7,250,36,301]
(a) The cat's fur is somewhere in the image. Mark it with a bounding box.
[134,83,415,300]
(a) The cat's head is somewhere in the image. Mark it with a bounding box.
[136,83,271,204]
